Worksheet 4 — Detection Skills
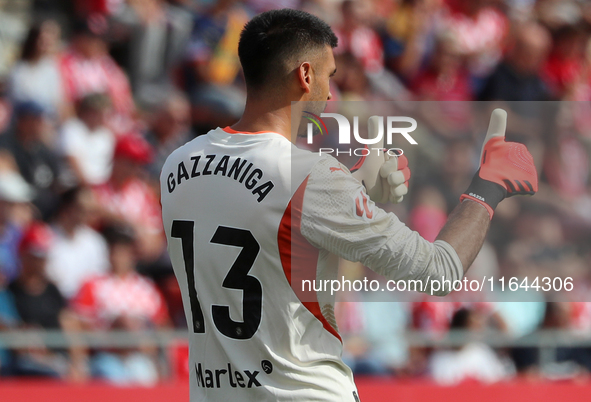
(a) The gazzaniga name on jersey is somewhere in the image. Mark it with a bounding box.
[165,154,275,202]
[195,362,265,389]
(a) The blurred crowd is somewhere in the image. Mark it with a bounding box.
[0,0,590,385]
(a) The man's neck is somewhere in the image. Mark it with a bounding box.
[229,97,294,142]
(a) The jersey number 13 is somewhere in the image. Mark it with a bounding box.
[171,220,262,340]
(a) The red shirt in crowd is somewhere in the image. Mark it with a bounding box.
[334,26,385,74]
[93,178,163,234]
[60,49,135,126]
[73,273,169,328]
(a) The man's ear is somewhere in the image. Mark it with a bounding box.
[297,61,312,93]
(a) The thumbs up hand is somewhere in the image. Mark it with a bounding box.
[460,109,538,219]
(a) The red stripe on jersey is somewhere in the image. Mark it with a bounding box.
[222,126,274,135]
[278,176,342,342]
[349,146,368,173]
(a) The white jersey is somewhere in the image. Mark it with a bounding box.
[161,127,463,401]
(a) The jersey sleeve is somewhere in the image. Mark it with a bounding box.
[299,157,463,296]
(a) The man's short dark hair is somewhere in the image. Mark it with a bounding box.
[238,9,338,90]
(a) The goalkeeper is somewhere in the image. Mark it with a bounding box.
[161,8,538,402]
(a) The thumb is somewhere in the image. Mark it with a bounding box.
[481,108,507,161]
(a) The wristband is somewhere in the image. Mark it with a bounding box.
[460,169,507,219]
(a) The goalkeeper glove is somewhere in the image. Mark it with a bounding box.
[351,116,410,204]
[460,108,538,219]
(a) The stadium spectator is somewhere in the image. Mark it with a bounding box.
[334,0,384,75]
[439,0,508,90]
[336,294,379,375]
[411,32,475,141]
[430,308,514,384]
[334,0,409,100]
[144,90,193,181]
[332,52,412,101]
[110,0,193,107]
[0,101,63,219]
[542,302,591,374]
[0,274,65,378]
[541,25,587,99]
[479,22,553,101]
[0,171,34,282]
[8,20,66,124]
[92,133,164,262]
[185,0,249,87]
[60,93,115,186]
[9,223,62,331]
[72,224,169,385]
[6,222,86,378]
[184,0,249,131]
[333,52,372,100]
[411,31,472,102]
[337,294,411,376]
[59,16,135,133]
[46,187,109,300]
[508,301,591,377]
[383,0,439,80]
